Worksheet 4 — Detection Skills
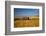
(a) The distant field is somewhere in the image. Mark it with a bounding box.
[14,17,39,28]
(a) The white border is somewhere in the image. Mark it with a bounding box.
[11,5,42,32]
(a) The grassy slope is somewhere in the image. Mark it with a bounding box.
[14,16,39,28]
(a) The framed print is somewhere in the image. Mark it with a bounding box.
[5,1,45,35]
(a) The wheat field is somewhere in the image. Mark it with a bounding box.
[14,17,39,28]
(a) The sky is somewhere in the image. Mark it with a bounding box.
[14,8,39,17]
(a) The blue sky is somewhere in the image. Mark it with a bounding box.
[14,8,39,17]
